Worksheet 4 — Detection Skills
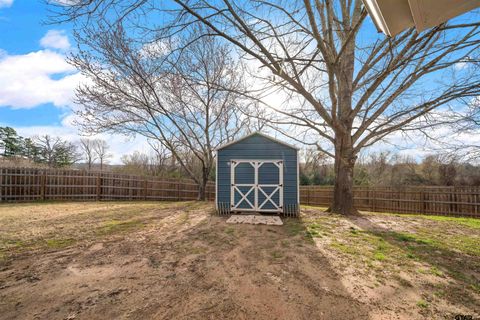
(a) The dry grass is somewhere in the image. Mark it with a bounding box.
[0,201,202,259]
[0,201,478,320]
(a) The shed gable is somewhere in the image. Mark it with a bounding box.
[217,132,298,151]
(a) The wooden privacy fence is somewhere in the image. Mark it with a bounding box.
[0,167,214,202]
[300,185,480,217]
[1,167,479,217]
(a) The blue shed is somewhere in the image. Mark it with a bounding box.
[216,132,299,217]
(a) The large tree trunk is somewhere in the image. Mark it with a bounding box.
[197,181,208,201]
[330,26,357,215]
[197,169,209,201]
[330,133,358,215]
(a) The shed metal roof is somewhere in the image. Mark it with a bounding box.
[216,132,299,151]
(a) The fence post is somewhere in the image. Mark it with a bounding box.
[372,189,376,212]
[475,191,478,217]
[96,173,102,201]
[40,170,46,201]
[367,189,370,208]
[143,178,147,201]
[176,182,181,201]
[449,187,454,215]
[421,190,426,214]
[0,168,3,202]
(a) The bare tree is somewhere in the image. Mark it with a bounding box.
[92,139,111,171]
[447,97,480,162]
[79,138,97,170]
[34,135,80,168]
[54,1,480,213]
[299,148,332,185]
[67,24,250,199]
[120,151,157,176]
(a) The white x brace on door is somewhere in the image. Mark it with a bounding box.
[230,160,283,212]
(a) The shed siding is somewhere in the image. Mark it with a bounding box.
[217,134,298,210]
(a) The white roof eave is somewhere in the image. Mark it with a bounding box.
[363,0,480,37]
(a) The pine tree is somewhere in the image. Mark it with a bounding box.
[0,127,23,157]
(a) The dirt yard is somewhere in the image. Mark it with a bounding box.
[0,201,478,319]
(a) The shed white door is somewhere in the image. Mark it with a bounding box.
[230,160,283,212]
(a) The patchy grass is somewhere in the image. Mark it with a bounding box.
[0,202,479,319]
[301,205,329,211]
[362,229,479,290]
[471,283,480,294]
[314,222,401,265]
[0,201,198,261]
[416,300,429,309]
[0,239,26,250]
[296,206,480,287]
[44,238,75,249]
[373,251,386,261]
[297,205,480,315]
[305,222,324,238]
[429,266,444,277]
[1,236,76,258]
[176,212,190,225]
[284,218,304,236]
[97,219,145,235]
[404,214,480,230]
[224,227,235,235]
[330,241,358,255]
[271,250,284,259]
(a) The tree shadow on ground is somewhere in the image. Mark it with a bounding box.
[140,212,372,319]
[0,204,372,320]
[347,214,480,313]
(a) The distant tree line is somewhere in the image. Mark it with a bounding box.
[78,138,112,170]
[3,124,479,187]
[0,127,80,168]
[114,147,480,187]
[114,150,216,182]
[0,127,114,170]
[300,150,480,187]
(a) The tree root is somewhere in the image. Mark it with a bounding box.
[325,206,360,215]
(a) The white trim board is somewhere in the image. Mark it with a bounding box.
[215,150,218,211]
[216,131,299,151]
[230,159,284,213]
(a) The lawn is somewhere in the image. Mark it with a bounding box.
[0,202,478,319]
